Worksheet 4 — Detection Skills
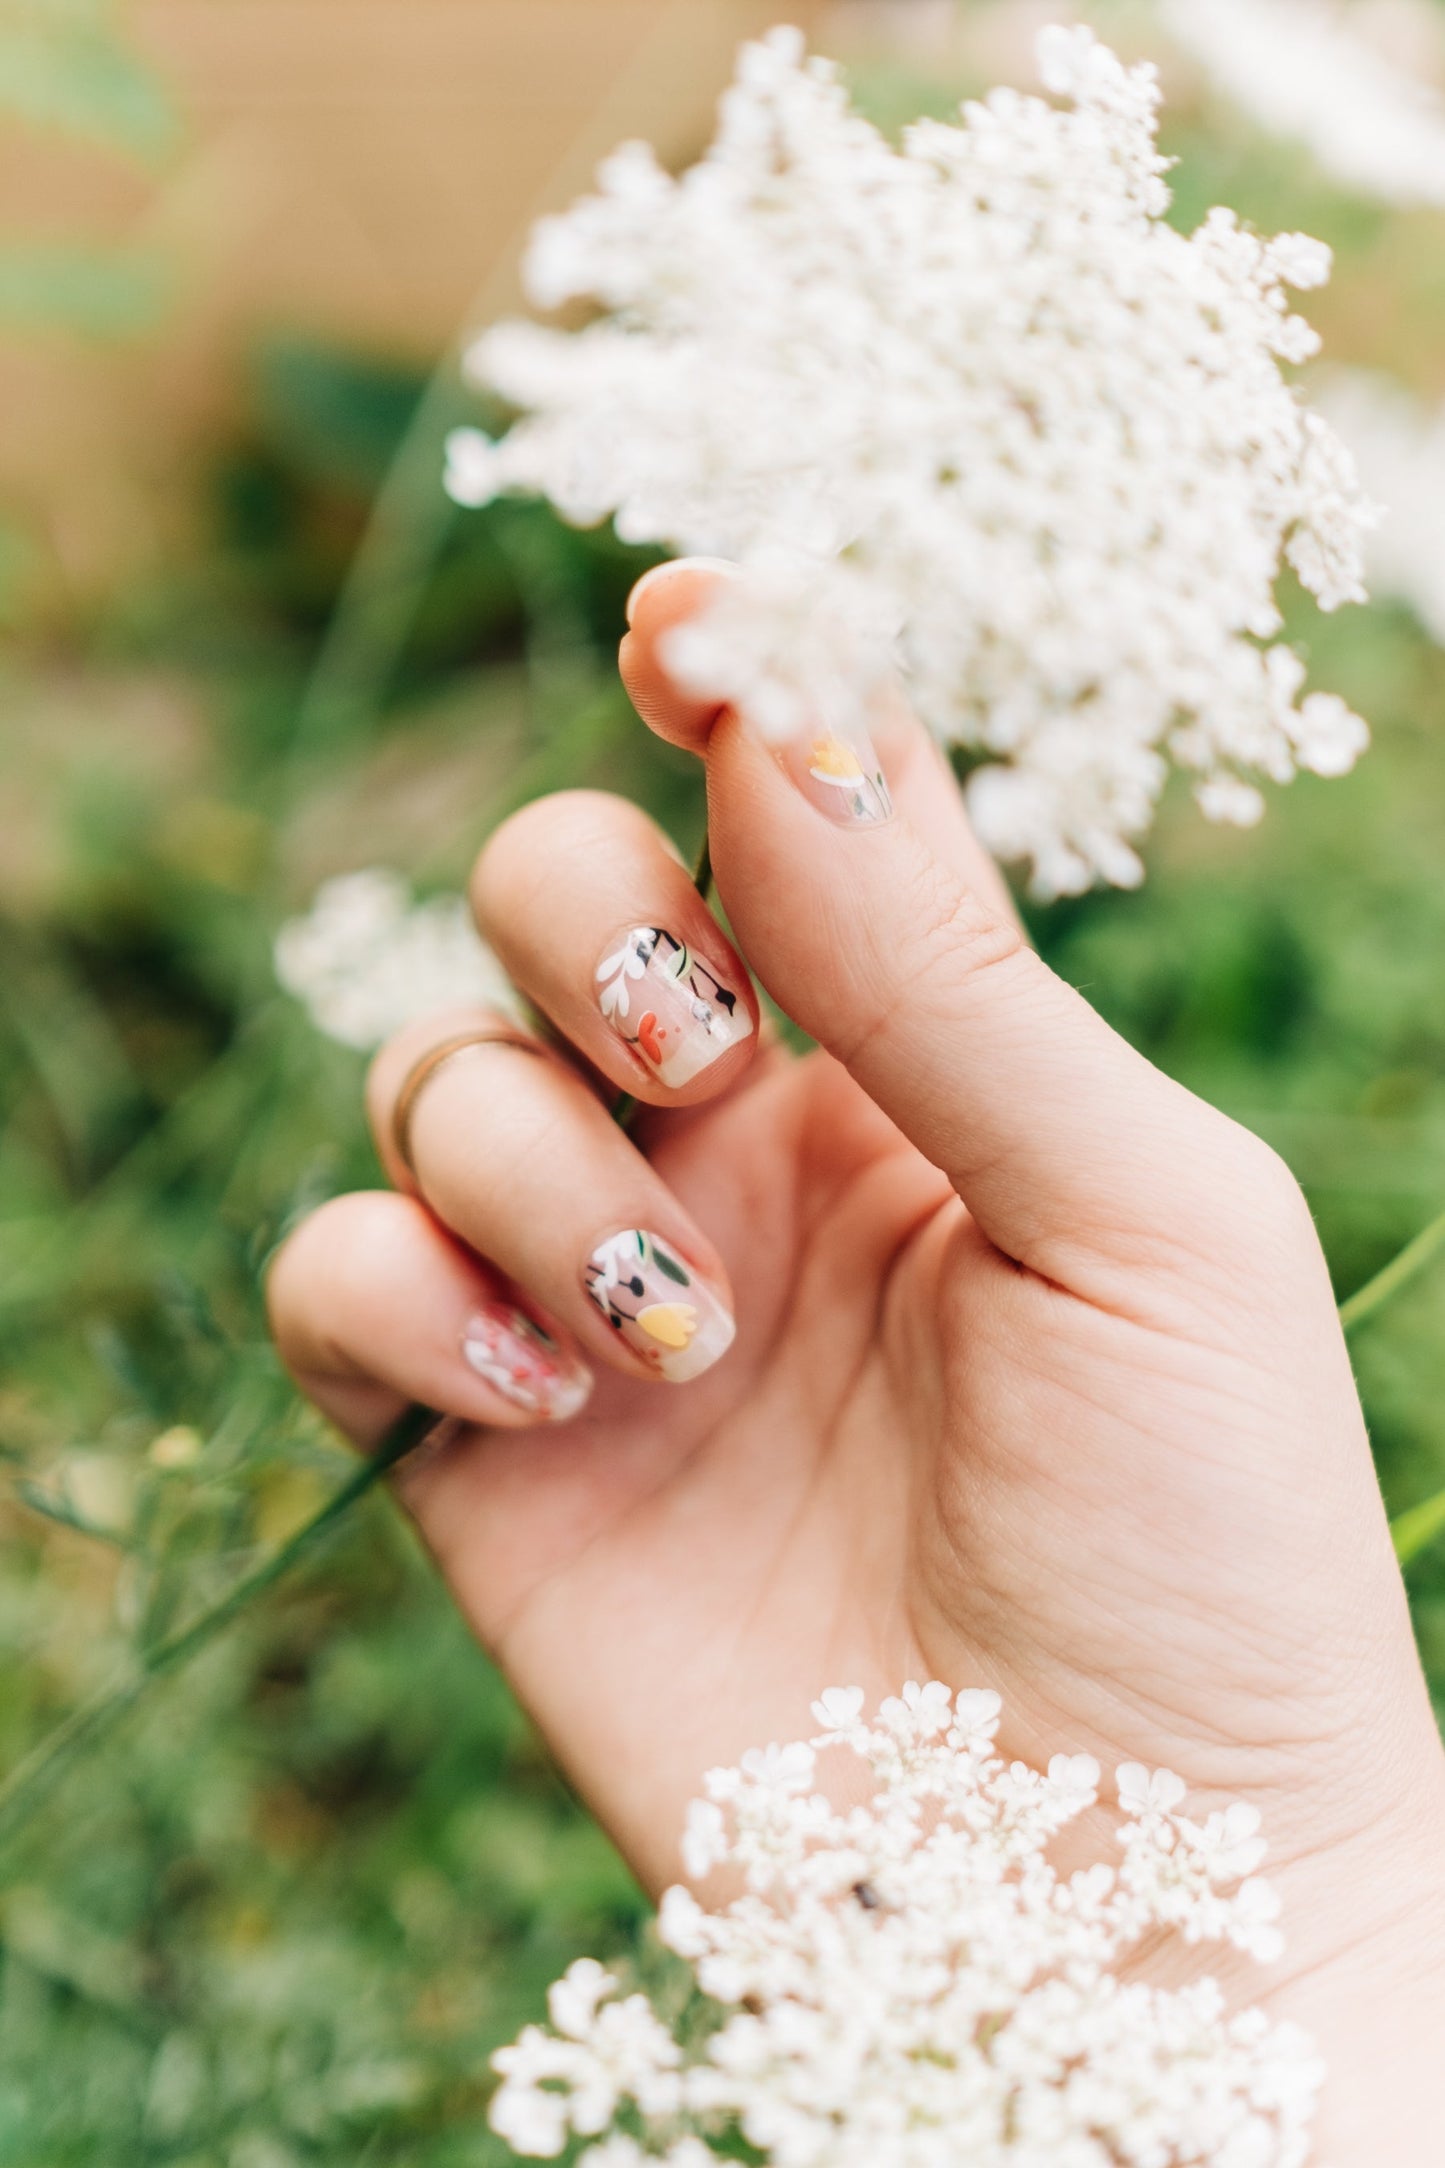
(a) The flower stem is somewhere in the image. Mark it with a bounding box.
[690,820,713,902]
[1339,1205,1445,1335]
[0,1400,439,1853]
[1392,1485,1445,1568]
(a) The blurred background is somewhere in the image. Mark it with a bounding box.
[1,1,1443,2160]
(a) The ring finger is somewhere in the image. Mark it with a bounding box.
[471,790,761,1108]
[366,1003,739,1388]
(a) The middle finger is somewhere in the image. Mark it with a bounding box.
[472,790,761,1108]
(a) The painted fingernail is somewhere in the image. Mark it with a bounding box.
[595,925,754,1088]
[583,1230,736,1384]
[461,1304,593,1420]
[784,721,893,828]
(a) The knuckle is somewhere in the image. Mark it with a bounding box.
[1217,1121,1307,1219]
[911,871,1028,997]
[835,864,1026,1067]
[884,865,1026,1032]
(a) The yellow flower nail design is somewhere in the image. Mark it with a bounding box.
[637,1302,698,1350]
[809,734,866,785]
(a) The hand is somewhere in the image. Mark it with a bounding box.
[270,561,1445,2158]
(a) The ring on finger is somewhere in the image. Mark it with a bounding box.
[391,1026,548,1177]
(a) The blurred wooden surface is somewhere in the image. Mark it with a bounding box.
[0,0,819,604]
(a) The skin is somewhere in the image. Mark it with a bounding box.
[270,561,1445,2159]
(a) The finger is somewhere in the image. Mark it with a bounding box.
[367,1009,737,1385]
[619,558,741,749]
[472,790,759,1107]
[626,573,1268,1289]
[267,1190,594,1444]
[620,559,1021,928]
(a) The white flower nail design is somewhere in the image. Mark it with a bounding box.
[595,928,753,1087]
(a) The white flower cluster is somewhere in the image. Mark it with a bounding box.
[1163,0,1445,209]
[273,869,515,1050]
[489,1684,1324,2168]
[447,23,1373,896]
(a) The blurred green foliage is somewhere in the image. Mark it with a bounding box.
[0,28,1443,2167]
[0,0,174,158]
[0,0,178,627]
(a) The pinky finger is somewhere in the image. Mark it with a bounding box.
[267,1191,594,1447]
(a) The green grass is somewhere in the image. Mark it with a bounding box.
[1,117,1444,2168]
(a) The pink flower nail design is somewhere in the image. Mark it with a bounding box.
[462,1304,593,1420]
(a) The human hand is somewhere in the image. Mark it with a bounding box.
[270,561,1445,2156]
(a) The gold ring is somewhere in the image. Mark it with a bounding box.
[391,1026,546,1176]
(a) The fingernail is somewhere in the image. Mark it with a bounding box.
[783,719,893,828]
[583,1230,736,1384]
[594,925,754,1089]
[625,556,739,628]
[461,1304,593,1420]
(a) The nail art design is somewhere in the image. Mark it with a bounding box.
[584,1230,736,1384]
[462,1304,593,1420]
[595,927,754,1088]
[792,726,893,827]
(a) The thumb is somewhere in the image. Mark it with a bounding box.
[625,570,1272,1290]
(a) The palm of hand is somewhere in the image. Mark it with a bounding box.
[403,1038,1385,1898]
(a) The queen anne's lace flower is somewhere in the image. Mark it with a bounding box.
[448,24,1373,897]
[273,869,515,1049]
[489,1685,1324,2167]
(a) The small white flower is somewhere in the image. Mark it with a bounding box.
[1117,1762,1189,1819]
[444,425,504,508]
[490,2075,570,2159]
[680,1798,727,1881]
[810,1685,864,1732]
[738,1740,816,1792]
[1196,775,1268,828]
[274,869,516,1049]
[1047,1752,1102,1803]
[953,1686,1004,1745]
[549,1959,617,2040]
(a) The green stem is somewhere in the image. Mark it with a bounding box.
[1392,1485,1445,1569]
[0,1401,438,1851]
[1339,1205,1445,1334]
[690,821,713,902]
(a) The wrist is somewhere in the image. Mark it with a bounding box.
[1265,1774,1445,2162]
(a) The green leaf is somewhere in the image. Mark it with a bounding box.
[1340,1205,1445,1335]
[655,1249,691,1286]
